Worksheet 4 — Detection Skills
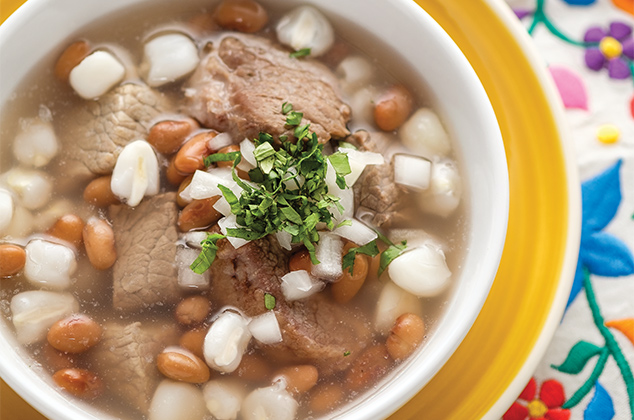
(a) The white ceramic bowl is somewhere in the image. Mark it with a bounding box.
[0,0,509,419]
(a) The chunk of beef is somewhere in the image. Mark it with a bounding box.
[210,235,371,375]
[350,130,410,228]
[65,83,170,175]
[89,321,178,413]
[184,35,350,143]
[109,193,180,311]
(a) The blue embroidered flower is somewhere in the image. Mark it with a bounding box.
[567,160,634,309]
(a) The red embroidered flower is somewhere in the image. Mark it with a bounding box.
[503,378,571,420]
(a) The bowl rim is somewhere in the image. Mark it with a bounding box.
[0,1,509,419]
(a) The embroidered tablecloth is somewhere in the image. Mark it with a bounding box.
[503,1,634,419]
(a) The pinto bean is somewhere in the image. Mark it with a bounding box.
[53,368,103,399]
[373,85,414,131]
[175,296,212,326]
[0,244,26,277]
[83,176,119,207]
[82,218,116,270]
[273,365,318,395]
[178,196,222,232]
[212,0,268,33]
[345,344,391,391]
[147,120,197,155]
[308,383,344,413]
[47,214,85,247]
[167,156,188,186]
[179,328,207,359]
[177,175,194,208]
[386,313,425,360]
[173,132,216,176]
[288,249,312,273]
[47,314,102,354]
[55,40,91,82]
[157,349,210,384]
[331,242,369,303]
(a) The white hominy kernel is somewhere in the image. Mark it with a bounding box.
[10,290,79,344]
[2,167,52,210]
[203,379,245,420]
[399,108,451,158]
[24,239,77,290]
[69,50,125,99]
[388,244,452,297]
[375,281,423,335]
[13,121,58,167]
[276,6,334,57]
[111,140,160,207]
[142,33,200,87]
[242,381,298,420]
[0,188,13,234]
[337,56,375,93]
[148,380,207,420]
[203,311,252,373]
[418,159,462,217]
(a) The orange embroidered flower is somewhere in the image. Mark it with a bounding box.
[503,378,571,420]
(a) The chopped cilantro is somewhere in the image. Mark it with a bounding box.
[204,151,241,167]
[290,48,311,58]
[378,241,408,277]
[281,102,293,115]
[342,240,380,274]
[264,293,276,310]
[285,111,303,126]
[189,233,226,274]
[343,350,351,357]
[343,234,408,277]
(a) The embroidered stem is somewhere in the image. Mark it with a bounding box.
[579,268,634,416]
[528,0,596,47]
[562,347,609,408]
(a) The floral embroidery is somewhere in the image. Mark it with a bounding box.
[503,377,571,420]
[584,22,634,79]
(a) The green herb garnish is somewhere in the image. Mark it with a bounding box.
[342,233,408,277]
[342,240,380,274]
[343,350,351,357]
[204,151,241,167]
[290,48,311,58]
[378,241,407,277]
[264,293,276,310]
[191,104,350,272]
[190,233,226,274]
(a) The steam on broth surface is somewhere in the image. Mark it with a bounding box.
[0,1,468,419]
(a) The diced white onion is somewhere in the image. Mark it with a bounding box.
[276,6,334,57]
[332,219,377,246]
[208,132,234,151]
[213,196,233,217]
[180,169,236,202]
[149,380,207,420]
[337,56,375,93]
[111,140,160,207]
[239,139,257,168]
[388,244,451,297]
[69,50,125,99]
[218,214,249,249]
[242,382,298,420]
[393,154,431,190]
[10,291,79,344]
[24,239,77,290]
[339,148,385,186]
[0,188,14,234]
[275,230,292,251]
[311,232,343,281]
[204,311,252,373]
[203,379,245,420]
[418,159,462,217]
[2,167,52,210]
[399,108,451,158]
[142,33,200,87]
[176,246,210,290]
[248,311,283,344]
[280,270,324,301]
[374,281,423,335]
[13,121,58,167]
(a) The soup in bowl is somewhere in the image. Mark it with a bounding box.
[0,0,508,419]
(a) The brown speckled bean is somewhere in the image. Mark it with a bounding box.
[212,0,268,33]
[373,85,414,131]
[55,40,91,82]
[47,214,85,248]
[83,176,119,207]
[157,349,210,383]
[173,132,216,176]
[47,314,102,354]
[0,244,26,277]
[386,313,425,361]
[273,365,318,395]
[178,197,222,232]
[83,218,116,270]
[53,368,103,399]
[147,120,197,155]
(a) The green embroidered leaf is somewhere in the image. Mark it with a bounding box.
[551,341,603,374]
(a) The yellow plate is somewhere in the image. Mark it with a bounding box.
[0,0,580,419]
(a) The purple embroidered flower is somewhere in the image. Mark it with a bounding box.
[584,21,634,80]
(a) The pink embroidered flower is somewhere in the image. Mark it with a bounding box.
[503,378,571,420]
[584,21,633,79]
